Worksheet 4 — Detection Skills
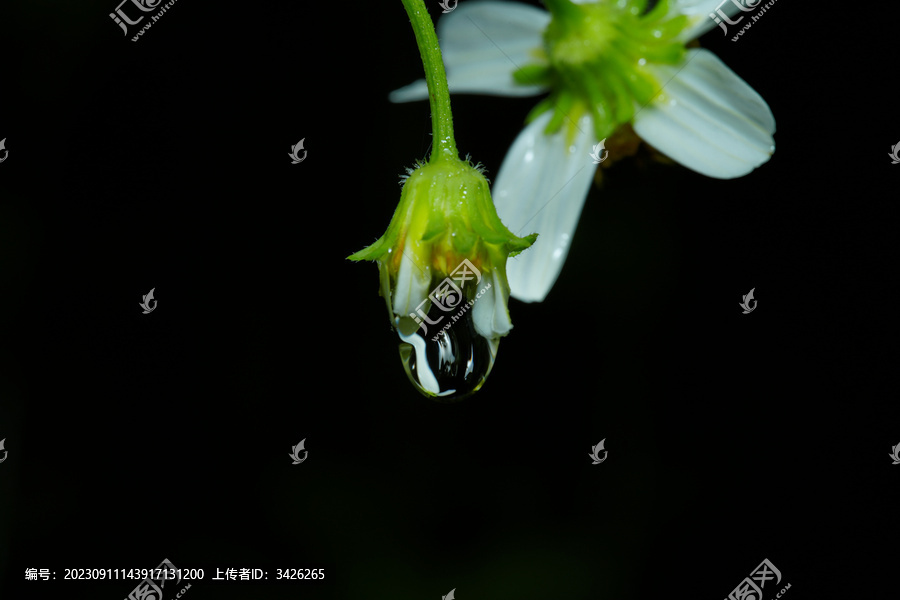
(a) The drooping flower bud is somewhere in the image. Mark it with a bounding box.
[349,157,536,400]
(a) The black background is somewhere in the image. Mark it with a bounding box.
[1,1,897,599]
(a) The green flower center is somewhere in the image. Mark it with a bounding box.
[515,0,689,142]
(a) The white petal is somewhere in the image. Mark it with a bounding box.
[390,1,549,102]
[392,249,432,318]
[491,111,597,303]
[472,269,511,339]
[675,0,763,42]
[633,48,775,179]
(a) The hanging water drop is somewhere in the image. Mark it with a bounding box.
[395,300,498,401]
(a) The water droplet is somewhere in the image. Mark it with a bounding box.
[395,302,498,401]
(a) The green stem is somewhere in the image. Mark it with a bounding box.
[400,0,458,163]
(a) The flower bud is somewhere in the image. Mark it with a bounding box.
[349,157,536,400]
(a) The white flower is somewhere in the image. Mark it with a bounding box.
[391,0,776,302]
